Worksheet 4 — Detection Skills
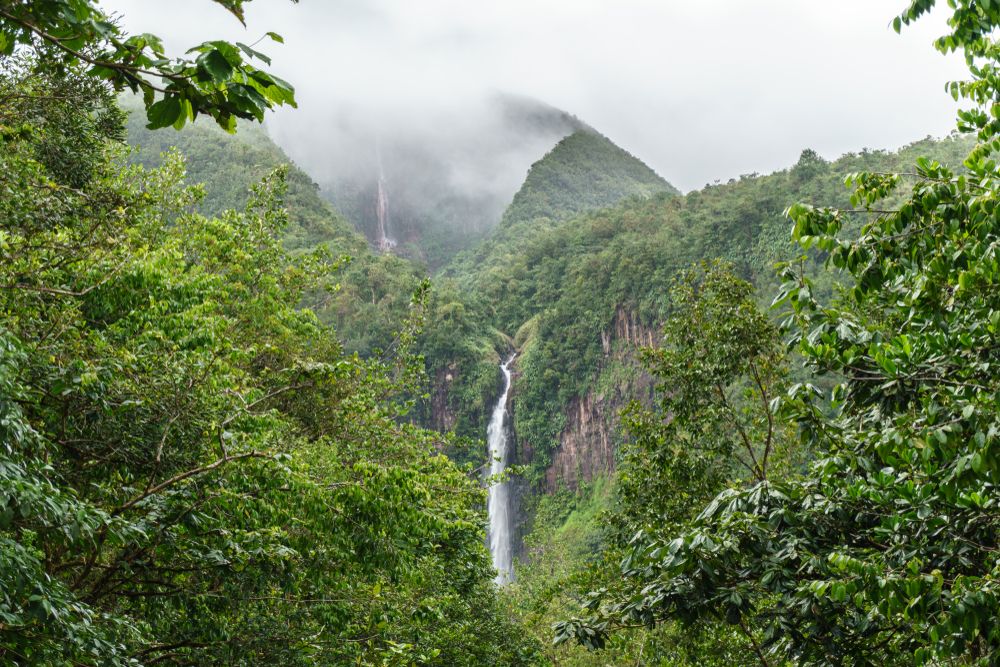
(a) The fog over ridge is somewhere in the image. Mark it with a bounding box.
[106,0,968,194]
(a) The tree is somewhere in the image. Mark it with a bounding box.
[612,261,793,550]
[555,262,791,662]
[0,0,297,131]
[557,2,1000,664]
[0,59,540,665]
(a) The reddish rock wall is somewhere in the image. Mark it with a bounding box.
[544,392,616,491]
[429,364,458,433]
[540,305,658,492]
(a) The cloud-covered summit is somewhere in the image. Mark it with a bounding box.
[107,0,966,191]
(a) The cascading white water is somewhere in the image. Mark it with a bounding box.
[373,141,396,252]
[487,354,516,585]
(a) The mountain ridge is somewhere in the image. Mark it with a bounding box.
[501,129,679,228]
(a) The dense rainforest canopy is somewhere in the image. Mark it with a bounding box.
[0,3,537,664]
[4,0,1000,665]
[551,1,1000,665]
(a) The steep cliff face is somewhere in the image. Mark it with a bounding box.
[506,377,533,560]
[429,364,459,434]
[604,305,658,351]
[424,357,507,451]
[544,392,616,491]
[523,306,658,493]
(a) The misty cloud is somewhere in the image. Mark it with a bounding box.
[105,0,967,192]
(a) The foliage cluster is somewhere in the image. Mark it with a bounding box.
[448,132,972,483]
[0,0,297,131]
[508,475,757,666]
[124,109,506,451]
[0,56,538,665]
[553,1,1000,664]
[124,105,363,254]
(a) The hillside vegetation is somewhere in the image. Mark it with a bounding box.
[126,103,365,254]
[123,86,979,666]
[476,131,980,664]
[6,0,1000,664]
[125,103,507,455]
[1,61,536,665]
[449,134,973,483]
[500,130,678,228]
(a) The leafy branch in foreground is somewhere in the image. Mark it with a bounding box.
[554,261,792,663]
[557,1,1000,664]
[0,0,297,131]
[0,61,540,665]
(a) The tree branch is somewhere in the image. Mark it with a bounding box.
[748,361,774,479]
[114,451,272,516]
[0,9,179,92]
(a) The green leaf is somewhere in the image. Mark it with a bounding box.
[146,96,182,129]
[172,98,193,130]
[237,41,271,65]
[198,49,235,83]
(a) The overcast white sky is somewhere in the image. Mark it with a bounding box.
[106,0,967,192]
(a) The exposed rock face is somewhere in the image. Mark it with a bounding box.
[542,305,658,492]
[545,392,616,491]
[425,305,658,560]
[429,364,458,434]
[605,305,657,351]
[492,306,658,560]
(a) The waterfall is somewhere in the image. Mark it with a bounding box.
[373,140,396,252]
[487,354,516,585]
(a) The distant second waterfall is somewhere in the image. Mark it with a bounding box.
[373,141,396,252]
[487,354,516,585]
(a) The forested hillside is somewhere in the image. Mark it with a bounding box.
[449,134,973,488]
[125,103,365,254]
[126,105,414,352]
[500,130,678,228]
[459,133,977,664]
[119,62,980,667]
[310,94,587,270]
[125,106,507,454]
[0,7,536,664]
[5,0,1000,665]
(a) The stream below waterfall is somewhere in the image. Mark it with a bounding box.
[487,354,516,585]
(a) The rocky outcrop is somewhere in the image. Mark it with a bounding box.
[544,392,616,491]
[602,305,657,353]
[543,305,658,492]
[429,364,458,433]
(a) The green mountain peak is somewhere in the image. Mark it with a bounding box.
[501,129,679,227]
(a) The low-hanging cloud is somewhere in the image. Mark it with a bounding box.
[106,0,967,192]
